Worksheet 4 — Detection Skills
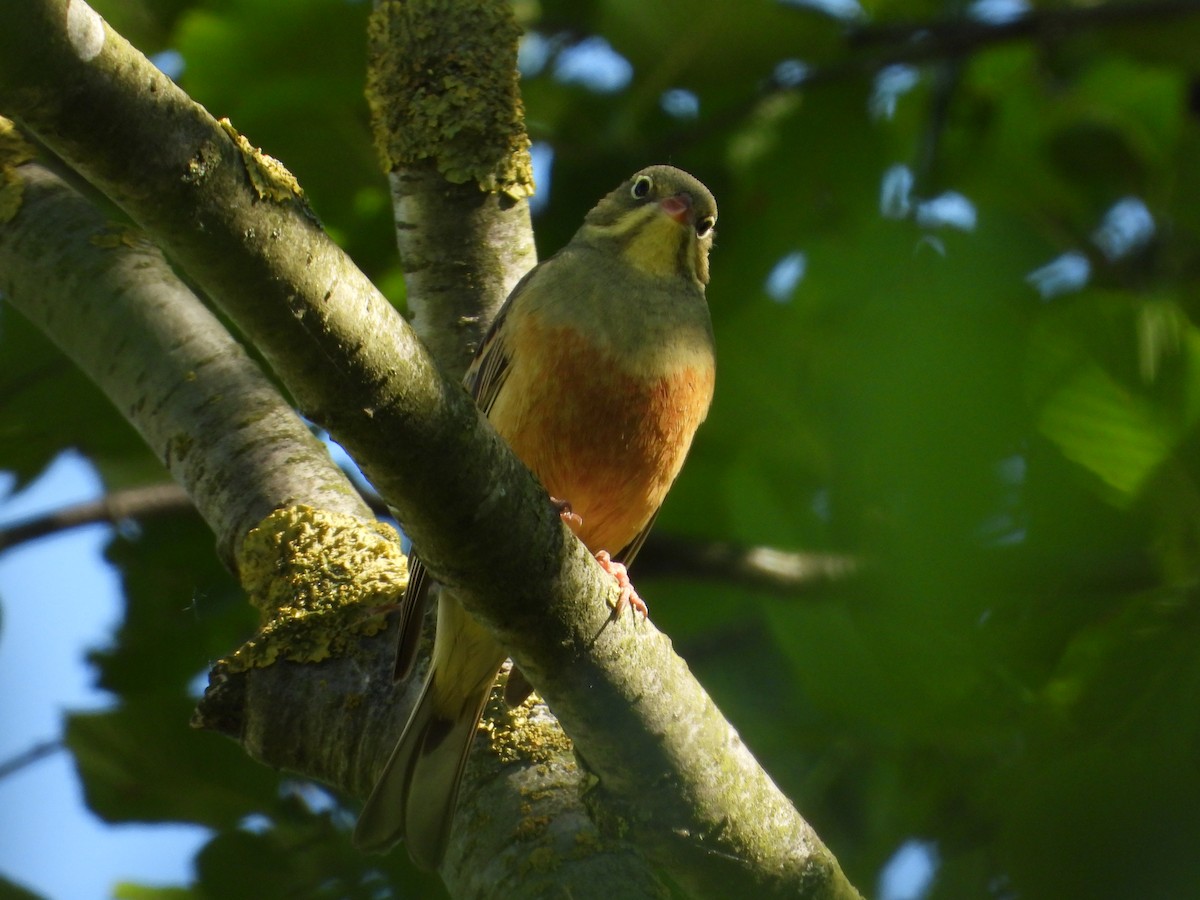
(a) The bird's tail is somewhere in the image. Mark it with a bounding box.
[353,669,496,869]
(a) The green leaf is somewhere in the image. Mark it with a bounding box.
[1037,361,1171,499]
[94,517,254,698]
[67,698,277,827]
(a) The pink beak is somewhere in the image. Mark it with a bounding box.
[659,192,692,224]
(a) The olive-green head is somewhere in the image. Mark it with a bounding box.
[577,165,718,286]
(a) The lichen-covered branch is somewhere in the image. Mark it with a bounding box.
[367,0,538,379]
[0,160,369,560]
[0,158,414,789]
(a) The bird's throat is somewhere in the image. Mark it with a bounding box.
[618,213,692,280]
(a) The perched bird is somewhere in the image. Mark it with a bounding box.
[354,165,718,869]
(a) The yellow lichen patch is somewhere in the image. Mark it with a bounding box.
[513,813,552,842]
[0,117,36,223]
[483,690,575,766]
[221,505,408,672]
[218,117,305,204]
[365,0,533,200]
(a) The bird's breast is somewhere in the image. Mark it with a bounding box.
[487,314,714,555]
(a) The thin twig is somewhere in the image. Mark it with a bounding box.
[844,0,1200,57]
[0,482,859,594]
[0,482,191,551]
[0,738,62,780]
[637,533,859,594]
[675,0,1200,151]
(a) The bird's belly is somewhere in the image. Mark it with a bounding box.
[488,323,713,555]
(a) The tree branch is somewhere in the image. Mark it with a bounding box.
[368,0,538,380]
[0,739,62,781]
[682,0,1200,152]
[0,161,370,563]
[0,159,408,795]
[637,533,860,594]
[0,482,191,552]
[0,480,860,596]
[843,0,1200,61]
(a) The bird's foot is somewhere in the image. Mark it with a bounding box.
[595,550,648,619]
[551,496,583,530]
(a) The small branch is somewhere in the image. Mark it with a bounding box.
[0,739,62,780]
[682,0,1200,151]
[638,532,859,594]
[844,0,1200,60]
[0,481,860,597]
[0,482,191,552]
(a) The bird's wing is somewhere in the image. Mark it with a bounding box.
[393,556,430,680]
[466,263,538,412]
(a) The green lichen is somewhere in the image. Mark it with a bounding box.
[365,0,534,199]
[221,505,407,672]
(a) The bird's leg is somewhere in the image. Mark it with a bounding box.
[594,550,648,619]
[549,499,646,618]
[550,496,583,530]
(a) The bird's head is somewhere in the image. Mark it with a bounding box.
[579,165,717,286]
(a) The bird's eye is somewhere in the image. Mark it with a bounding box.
[696,216,716,237]
[631,175,653,199]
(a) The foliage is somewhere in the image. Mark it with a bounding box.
[3,0,1200,897]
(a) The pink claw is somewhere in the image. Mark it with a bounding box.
[595,550,648,619]
[551,497,583,530]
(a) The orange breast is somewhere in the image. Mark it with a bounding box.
[487,319,714,555]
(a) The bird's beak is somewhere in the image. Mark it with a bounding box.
[659,192,693,224]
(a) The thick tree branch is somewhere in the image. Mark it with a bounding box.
[0,162,370,562]
[0,160,409,794]
[0,4,860,896]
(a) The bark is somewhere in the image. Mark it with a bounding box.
[0,161,369,561]
[0,159,408,791]
[367,0,538,380]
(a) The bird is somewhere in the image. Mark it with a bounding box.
[353,165,718,869]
